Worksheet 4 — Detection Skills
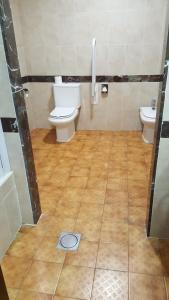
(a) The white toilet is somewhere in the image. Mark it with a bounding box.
[48,83,81,142]
[140,107,156,144]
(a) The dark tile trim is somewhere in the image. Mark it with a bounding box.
[161,121,169,138]
[22,74,163,84]
[162,64,168,91]
[1,117,18,132]
[0,267,9,300]
[0,0,41,223]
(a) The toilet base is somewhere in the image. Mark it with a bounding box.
[56,121,75,143]
[142,125,154,144]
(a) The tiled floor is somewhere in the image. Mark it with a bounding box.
[2,129,169,299]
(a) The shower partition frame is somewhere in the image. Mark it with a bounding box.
[0,0,41,224]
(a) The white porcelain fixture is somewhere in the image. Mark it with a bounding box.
[140,107,156,144]
[48,83,81,142]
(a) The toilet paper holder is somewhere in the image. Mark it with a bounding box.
[101,83,108,94]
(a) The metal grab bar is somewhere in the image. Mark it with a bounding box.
[91,38,96,103]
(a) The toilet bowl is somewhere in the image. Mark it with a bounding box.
[48,107,79,142]
[48,83,81,143]
[140,107,156,144]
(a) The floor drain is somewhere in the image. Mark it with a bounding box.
[57,232,81,251]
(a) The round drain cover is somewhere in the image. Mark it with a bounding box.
[60,233,78,249]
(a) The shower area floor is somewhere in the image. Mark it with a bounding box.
[2,129,169,299]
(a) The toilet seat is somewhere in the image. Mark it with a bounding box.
[142,107,156,119]
[50,107,76,119]
[140,107,156,124]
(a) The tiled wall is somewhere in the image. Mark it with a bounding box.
[12,0,167,76]
[10,0,168,130]
[150,64,169,238]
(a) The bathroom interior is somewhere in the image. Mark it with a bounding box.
[1,0,169,299]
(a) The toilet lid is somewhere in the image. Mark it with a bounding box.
[50,107,76,118]
[142,107,156,119]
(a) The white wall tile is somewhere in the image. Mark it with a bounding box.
[107,45,126,75]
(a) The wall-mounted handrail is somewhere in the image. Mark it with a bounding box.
[91,38,96,103]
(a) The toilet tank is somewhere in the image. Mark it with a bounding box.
[53,83,81,108]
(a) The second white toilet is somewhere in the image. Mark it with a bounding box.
[140,107,156,144]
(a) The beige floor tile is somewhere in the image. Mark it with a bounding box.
[79,151,93,160]
[103,203,128,222]
[41,200,57,215]
[128,196,148,207]
[49,175,69,188]
[64,151,79,159]
[7,288,19,300]
[101,221,128,243]
[128,179,148,207]
[7,232,43,259]
[129,226,164,275]
[97,242,128,271]
[127,165,147,180]
[129,273,166,300]
[56,265,94,299]
[90,167,108,178]
[87,176,107,191]
[78,203,104,221]
[90,160,109,169]
[81,189,105,204]
[75,158,92,168]
[44,217,76,237]
[39,187,63,201]
[91,269,128,300]
[129,206,147,226]
[128,179,148,193]
[71,166,90,177]
[61,188,83,202]
[65,240,98,268]
[52,167,72,177]
[55,201,80,219]
[108,167,127,179]
[107,177,128,191]
[34,236,66,263]
[109,152,127,162]
[67,176,88,188]
[75,219,101,242]
[53,297,78,300]
[159,240,169,275]
[16,290,53,300]
[22,261,62,294]
[105,189,128,205]
[1,256,32,289]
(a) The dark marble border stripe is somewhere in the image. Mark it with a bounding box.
[1,117,18,132]
[22,74,163,84]
[161,121,169,138]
